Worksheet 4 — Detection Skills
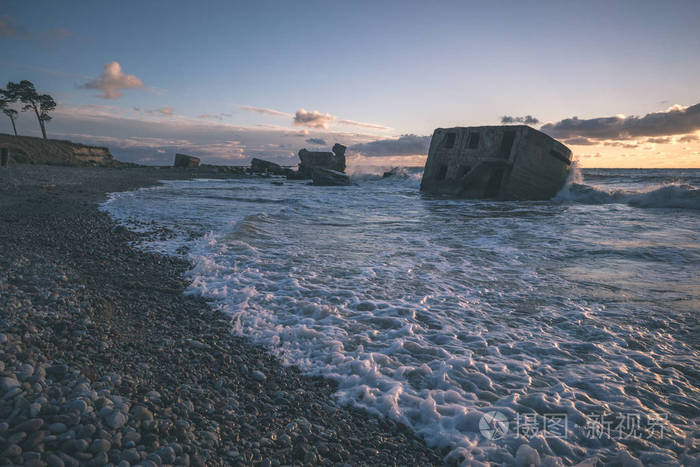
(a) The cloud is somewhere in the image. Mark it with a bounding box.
[293,108,391,131]
[241,105,391,132]
[501,115,540,125]
[603,141,639,149]
[677,134,699,143]
[349,134,431,157]
[199,114,221,120]
[0,16,74,48]
[305,138,327,145]
[337,119,392,131]
[564,137,597,146]
[81,62,145,99]
[541,103,700,140]
[157,106,174,116]
[293,109,336,129]
[646,137,671,144]
[239,106,292,118]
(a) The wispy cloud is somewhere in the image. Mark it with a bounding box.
[337,118,392,131]
[0,15,75,48]
[646,137,671,144]
[564,137,597,146]
[603,141,640,149]
[293,108,391,131]
[239,106,293,118]
[80,62,145,99]
[155,106,174,116]
[305,137,327,146]
[241,105,391,131]
[677,134,699,143]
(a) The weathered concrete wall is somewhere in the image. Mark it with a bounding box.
[297,144,346,178]
[0,134,117,167]
[420,125,571,200]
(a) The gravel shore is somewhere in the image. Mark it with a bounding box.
[0,165,445,466]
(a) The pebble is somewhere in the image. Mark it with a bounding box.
[0,376,20,392]
[45,453,64,467]
[516,444,541,467]
[132,405,154,421]
[89,438,111,453]
[104,410,127,429]
[14,418,44,433]
[65,399,88,414]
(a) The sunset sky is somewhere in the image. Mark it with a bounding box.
[1,0,699,168]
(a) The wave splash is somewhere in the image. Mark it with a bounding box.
[555,163,699,209]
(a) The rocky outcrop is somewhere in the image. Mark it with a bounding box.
[173,153,200,168]
[296,143,346,178]
[0,134,118,167]
[311,168,352,186]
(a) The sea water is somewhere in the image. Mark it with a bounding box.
[102,168,699,465]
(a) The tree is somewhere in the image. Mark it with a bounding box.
[6,80,56,139]
[3,109,19,136]
[0,90,19,136]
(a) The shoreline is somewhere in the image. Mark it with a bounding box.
[0,165,444,466]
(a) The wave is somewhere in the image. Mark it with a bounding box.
[555,182,700,209]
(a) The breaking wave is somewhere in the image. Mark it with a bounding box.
[555,164,699,210]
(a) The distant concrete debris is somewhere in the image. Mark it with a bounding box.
[250,158,295,177]
[311,168,351,186]
[297,143,346,179]
[420,125,571,200]
[382,167,402,178]
[173,153,200,168]
[251,157,281,173]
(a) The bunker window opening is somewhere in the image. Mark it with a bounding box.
[444,132,456,149]
[467,132,480,149]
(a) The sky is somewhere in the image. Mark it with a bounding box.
[1,0,699,168]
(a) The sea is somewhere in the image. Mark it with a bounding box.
[102,167,699,465]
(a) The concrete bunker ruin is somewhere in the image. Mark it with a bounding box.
[420,125,572,200]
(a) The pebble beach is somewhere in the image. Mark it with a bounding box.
[0,165,444,467]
